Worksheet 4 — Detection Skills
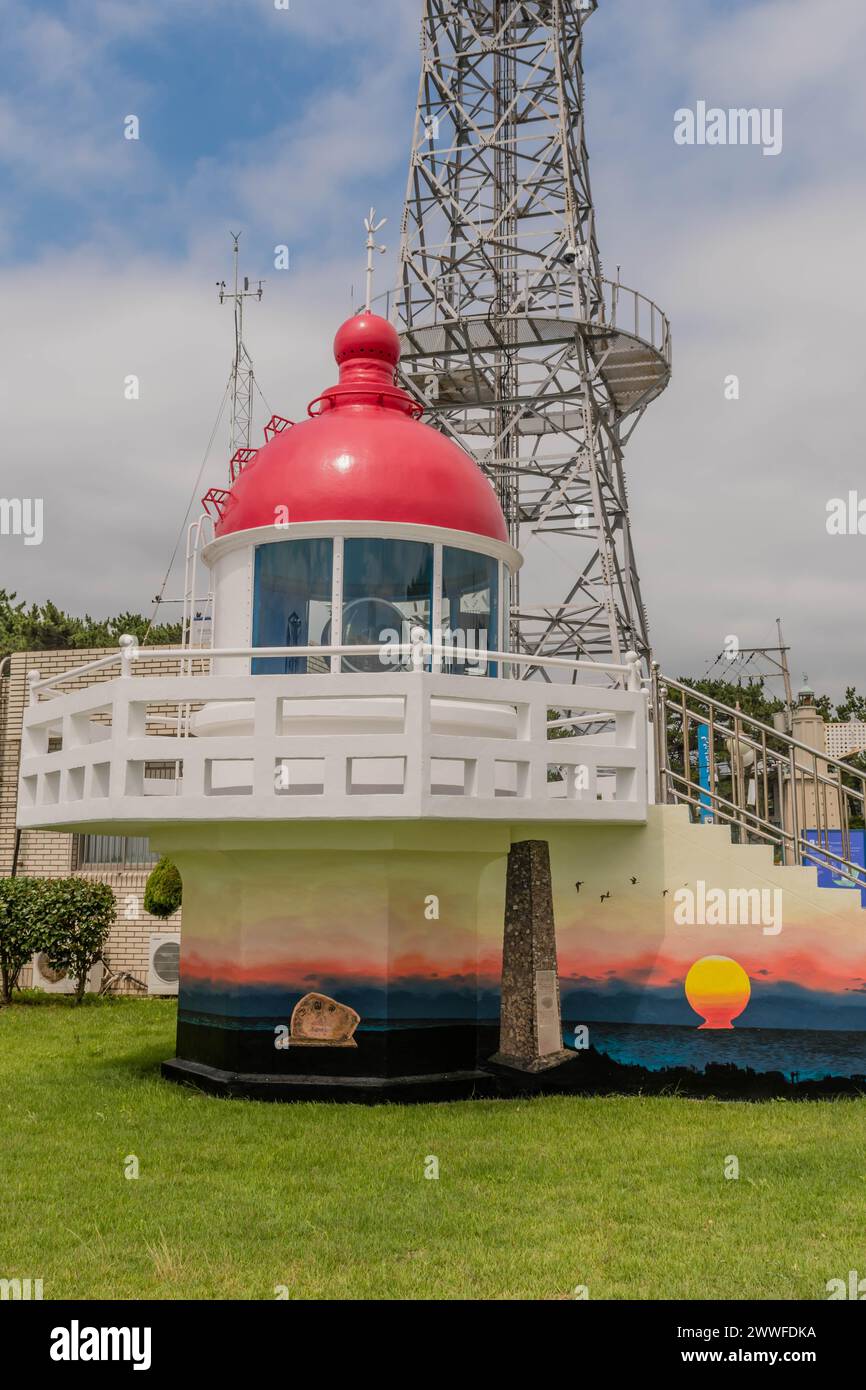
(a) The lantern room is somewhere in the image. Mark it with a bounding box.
[201,312,521,681]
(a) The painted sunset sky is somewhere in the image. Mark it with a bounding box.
[537,820,866,1033]
[179,932,866,1031]
[179,897,866,1033]
[555,933,866,1032]
[177,843,502,1020]
[552,885,866,1034]
[175,821,866,1033]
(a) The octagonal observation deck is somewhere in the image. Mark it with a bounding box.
[16,641,648,833]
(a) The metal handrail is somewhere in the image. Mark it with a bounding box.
[656,673,865,787]
[662,714,865,812]
[667,770,866,886]
[651,667,866,892]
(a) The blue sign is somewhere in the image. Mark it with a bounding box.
[697,722,713,823]
[802,829,866,907]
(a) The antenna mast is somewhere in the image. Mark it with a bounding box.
[364,209,388,314]
[217,232,264,465]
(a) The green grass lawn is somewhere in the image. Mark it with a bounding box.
[1,997,865,1300]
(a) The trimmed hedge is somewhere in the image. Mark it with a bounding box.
[143,858,182,920]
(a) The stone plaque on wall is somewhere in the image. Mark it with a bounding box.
[290,993,360,1047]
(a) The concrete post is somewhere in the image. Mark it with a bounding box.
[490,839,571,1073]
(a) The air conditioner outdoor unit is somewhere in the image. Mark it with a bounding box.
[148,933,180,995]
[30,953,104,995]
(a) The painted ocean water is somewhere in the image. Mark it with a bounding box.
[563,1021,866,1081]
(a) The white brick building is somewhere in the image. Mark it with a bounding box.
[825,721,866,759]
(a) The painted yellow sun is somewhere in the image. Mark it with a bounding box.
[685,955,751,1030]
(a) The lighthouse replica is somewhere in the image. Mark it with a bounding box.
[16,309,647,1100]
[184,310,521,1097]
[168,309,641,1099]
[18,305,866,1098]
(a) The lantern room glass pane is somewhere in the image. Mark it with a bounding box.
[441,547,499,677]
[342,538,433,672]
[252,538,334,674]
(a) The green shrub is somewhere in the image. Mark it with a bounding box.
[143,858,182,920]
[0,877,52,1004]
[41,878,116,1004]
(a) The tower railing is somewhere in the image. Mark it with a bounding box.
[381,272,672,367]
[651,668,866,893]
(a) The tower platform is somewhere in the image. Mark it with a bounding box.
[398,275,672,423]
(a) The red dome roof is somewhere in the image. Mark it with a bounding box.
[211,313,509,545]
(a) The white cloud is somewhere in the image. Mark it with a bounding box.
[0,248,358,617]
[1,0,864,700]
[577,0,866,694]
[686,0,866,98]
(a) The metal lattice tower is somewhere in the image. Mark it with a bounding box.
[217,232,264,461]
[394,0,671,673]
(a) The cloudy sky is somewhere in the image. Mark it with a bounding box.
[1,0,864,696]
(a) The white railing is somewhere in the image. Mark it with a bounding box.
[25,638,643,701]
[17,641,648,827]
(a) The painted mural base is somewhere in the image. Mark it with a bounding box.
[161,1056,493,1103]
[150,810,866,1104]
[164,1033,866,1105]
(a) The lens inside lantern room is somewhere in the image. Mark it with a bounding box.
[442,546,498,676]
[342,538,432,672]
[251,538,334,674]
[251,537,499,675]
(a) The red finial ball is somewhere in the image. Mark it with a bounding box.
[334,312,401,369]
